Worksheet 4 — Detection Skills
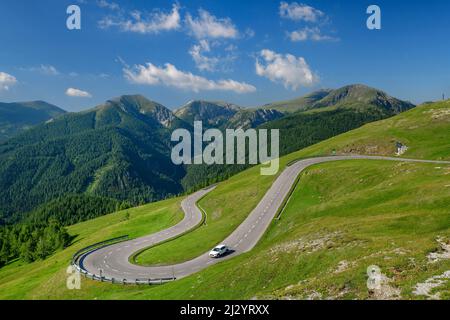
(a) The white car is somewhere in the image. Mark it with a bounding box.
[209,244,228,258]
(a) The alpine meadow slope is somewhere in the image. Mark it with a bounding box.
[0,99,448,300]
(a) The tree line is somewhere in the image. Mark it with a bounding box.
[0,219,70,267]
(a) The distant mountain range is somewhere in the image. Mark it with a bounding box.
[0,101,66,141]
[0,84,415,222]
[175,100,284,129]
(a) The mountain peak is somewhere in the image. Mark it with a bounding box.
[98,94,176,128]
[174,100,242,127]
[260,84,414,115]
[315,84,415,113]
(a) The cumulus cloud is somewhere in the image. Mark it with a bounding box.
[255,49,317,90]
[279,2,337,42]
[279,2,324,22]
[288,27,338,42]
[0,72,17,91]
[124,62,255,93]
[99,4,180,34]
[185,9,238,39]
[66,87,92,98]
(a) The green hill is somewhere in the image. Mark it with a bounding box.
[0,101,66,141]
[259,85,414,115]
[0,100,448,300]
[0,95,186,221]
[312,84,415,114]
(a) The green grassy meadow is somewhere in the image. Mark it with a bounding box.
[0,100,449,299]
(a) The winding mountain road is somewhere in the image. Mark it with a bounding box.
[77,155,450,283]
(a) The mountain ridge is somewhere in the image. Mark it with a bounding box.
[0,100,66,141]
[0,85,416,222]
[258,84,414,115]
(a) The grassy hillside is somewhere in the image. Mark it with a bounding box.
[295,100,450,160]
[0,197,183,299]
[0,100,448,299]
[259,108,388,156]
[135,101,450,266]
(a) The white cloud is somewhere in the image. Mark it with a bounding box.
[124,62,256,94]
[255,49,317,90]
[189,40,219,72]
[24,64,60,76]
[185,9,238,39]
[279,2,324,22]
[66,87,92,98]
[39,65,59,75]
[288,27,337,42]
[97,0,119,11]
[279,2,337,42]
[0,72,17,91]
[99,4,180,34]
[244,28,255,39]
[225,44,238,52]
[189,40,238,73]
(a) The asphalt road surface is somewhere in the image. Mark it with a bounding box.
[79,155,450,282]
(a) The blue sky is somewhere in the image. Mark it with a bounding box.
[0,0,449,111]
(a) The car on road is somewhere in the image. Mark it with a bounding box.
[209,244,228,258]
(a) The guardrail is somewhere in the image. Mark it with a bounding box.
[71,235,130,266]
[71,235,176,285]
